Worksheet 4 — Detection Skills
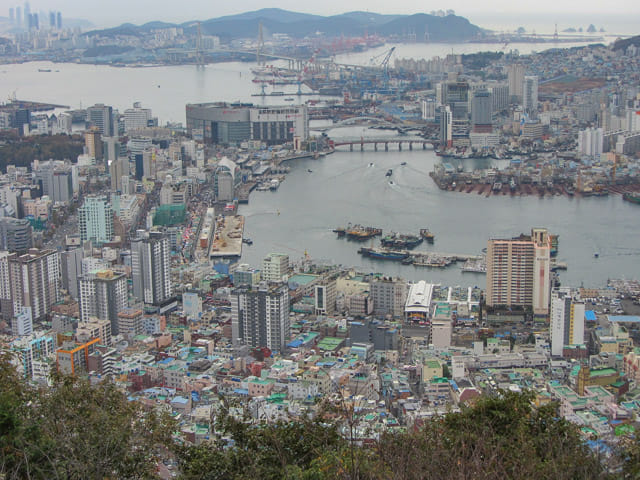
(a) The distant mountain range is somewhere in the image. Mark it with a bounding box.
[85,8,484,42]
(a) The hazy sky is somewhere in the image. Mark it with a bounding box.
[10,0,640,28]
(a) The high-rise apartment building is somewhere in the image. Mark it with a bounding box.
[262,253,289,282]
[130,231,173,307]
[78,270,128,335]
[578,127,604,158]
[0,217,32,252]
[60,247,83,299]
[486,228,551,316]
[86,104,114,137]
[550,289,585,357]
[12,306,32,336]
[439,105,453,147]
[507,64,525,102]
[78,195,113,246]
[0,249,60,321]
[231,282,289,351]
[523,76,539,116]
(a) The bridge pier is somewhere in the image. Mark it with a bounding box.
[374,143,378,151]
[385,143,388,151]
[398,142,402,151]
[409,142,413,151]
[360,142,364,151]
[350,144,353,152]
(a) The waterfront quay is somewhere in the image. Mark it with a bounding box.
[209,215,245,259]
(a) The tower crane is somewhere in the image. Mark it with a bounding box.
[369,46,396,91]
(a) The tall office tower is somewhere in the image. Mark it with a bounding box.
[109,157,128,192]
[15,108,30,136]
[78,195,113,246]
[262,253,289,282]
[78,270,128,335]
[86,104,114,136]
[130,231,173,306]
[30,13,38,30]
[34,164,74,203]
[60,247,84,300]
[142,148,156,179]
[439,105,452,147]
[0,249,60,321]
[488,84,509,112]
[0,218,32,252]
[124,102,153,132]
[23,2,30,27]
[471,90,493,133]
[507,64,525,102]
[103,136,121,163]
[56,11,61,29]
[84,128,104,160]
[486,228,551,316]
[522,76,539,116]
[370,277,408,319]
[48,11,55,28]
[231,282,289,351]
[16,7,21,27]
[9,8,14,24]
[550,289,585,357]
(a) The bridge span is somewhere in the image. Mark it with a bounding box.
[331,137,438,151]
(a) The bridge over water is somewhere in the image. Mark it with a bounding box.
[330,136,437,151]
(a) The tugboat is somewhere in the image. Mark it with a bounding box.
[386,169,393,177]
[242,238,253,245]
[420,229,435,244]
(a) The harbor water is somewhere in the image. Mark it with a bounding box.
[239,144,640,288]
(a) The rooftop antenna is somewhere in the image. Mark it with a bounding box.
[553,23,558,42]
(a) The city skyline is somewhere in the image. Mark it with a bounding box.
[3,1,639,31]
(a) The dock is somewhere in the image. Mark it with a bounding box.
[209,215,244,258]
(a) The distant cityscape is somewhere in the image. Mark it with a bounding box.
[0,7,640,477]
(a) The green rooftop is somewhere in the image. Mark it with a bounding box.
[289,274,319,286]
[317,337,343,351]
[590,368,618,378]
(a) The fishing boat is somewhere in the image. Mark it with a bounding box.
[358,247,409,261]
[623,192,640,204]
[419,229,435,243]
[381,232,423,249]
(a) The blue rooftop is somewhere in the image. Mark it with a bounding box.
[609,315,640,323]
[585,311,596,321]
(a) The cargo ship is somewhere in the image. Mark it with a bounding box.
[419,229,435,243]
[623,192,640,204]
[381,232,423,249]
[358,247,409,261]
